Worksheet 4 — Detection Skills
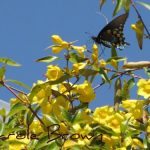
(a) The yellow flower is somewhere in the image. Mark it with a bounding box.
[146,119,150,133]
[116,148,126,150]
[71,124,92,146]
[52,96,70,120]
[99,59,107,68]
[30,120,44,134]
[7,135,29,150]
[45,65,63,81]
[132,138,144,149]
[92,43,99,54]
[51,35,64,44]
[75,80,95,102]
[91,43,99,66]
[31,80,51,104]
[59,122,68,134]
[50,35,70,53]
[71,45,86,56]
[137,79,150,99]
[93,106,114,124]
[110,59,118,70]
[122,100,145,119]
[106,113,124,133]
[123,136,132,147]
[72,62,87,75]
[41,100,53,114]
[51,45,64,54]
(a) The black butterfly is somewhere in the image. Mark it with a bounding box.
[92,13,129,48]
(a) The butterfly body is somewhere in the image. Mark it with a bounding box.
[92,13,129,48]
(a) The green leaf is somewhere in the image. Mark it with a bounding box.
[71,111,84,124]
[0,57,21,67]
[119,78,135,100]
[36,56,60,63]
[29,82,51,101]
[127,78,135,89]
[8,102,26,117]
[69,53,88,63]
[43,114,59,124]
[144,68,150,78]
[79,69,97,78]
[0,108,6,118]
[0,66,6,81]
[113,0,124,16]
[6,79,31,90]
[0,122,5,135]
[111,47,118,57]
[136,1,150,10]
[35,135,60,150]
[60,106,72,122]
[107,57,126,63]
[99,68,110,83]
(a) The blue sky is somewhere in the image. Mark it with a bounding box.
[0,0,149,109]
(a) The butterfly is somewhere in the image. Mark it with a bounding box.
[92,13,129,49]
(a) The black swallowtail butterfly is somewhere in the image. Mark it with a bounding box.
[92,13,129,48]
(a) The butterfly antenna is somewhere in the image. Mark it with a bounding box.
[96,12,109,24]
[85,32,93,53]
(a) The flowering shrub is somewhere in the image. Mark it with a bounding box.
[0,1,150,149]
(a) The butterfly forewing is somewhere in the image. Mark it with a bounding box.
[94,13,129,48]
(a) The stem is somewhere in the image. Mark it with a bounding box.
[130,0,150,37]
[4,82,45,127]
[8,86,27,95]
[28,105,45,126]
[94,68,142,90]
[4,83,25,103]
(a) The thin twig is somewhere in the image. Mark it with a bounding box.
[8,86,28,95]
[28,105,45,126]
[94,68,142,90]
[3,82,45,127]
[4,83,25,103]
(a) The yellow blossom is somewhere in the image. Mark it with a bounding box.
[51,45,64,54]
[30,120,44,134]
[71,124,92,146]
[137,79,150,99]
[106,113,124,133]
[122,100,145,119]
[52,96,70,120]
[51,35,64,44]
[93,106,114,124]
[59,122,68,134]
[110,59,118,70]
[40,100,53,114]
[50,35,70,53]
[75,80,95,102]
[72,62,87,75]
[132,138,144,149]
[45,65,63,81]
[71,45,86,56]
[91,43,99,66]
[31,80,51,104]
[7,135,29,150]
[99,59,107,68]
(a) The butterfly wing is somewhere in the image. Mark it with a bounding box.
[96,13,129,48]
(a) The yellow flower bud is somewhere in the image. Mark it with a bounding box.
[51,35,63,44]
